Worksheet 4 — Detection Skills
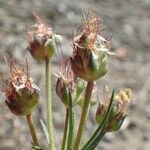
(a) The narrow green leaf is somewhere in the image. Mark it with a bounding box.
[81,89,115,150]
[40,119,50,144]
[85,130,106,150]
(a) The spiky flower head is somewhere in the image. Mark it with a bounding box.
[27,13,61,61]
[96,86,132,132]
[3,55,39,116]
[71,10,114,81]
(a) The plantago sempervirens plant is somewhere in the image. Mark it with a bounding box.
[1,54,40,148]
[71,10,115,150]
[27,13,61,150]
[0,9,133,150]
[56,58,76,150]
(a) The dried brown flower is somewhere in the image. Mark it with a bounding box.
[27,13,58,61]
[2,56,39,115]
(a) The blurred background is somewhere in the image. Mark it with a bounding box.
[0,0,150,150]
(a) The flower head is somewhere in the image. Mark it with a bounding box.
[71,10,113,81]
[2,56,39,116]
[56,58,76,107]
[96,86,132,132]
[27,13,60,61]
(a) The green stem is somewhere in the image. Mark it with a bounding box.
[26,113,40,147]
[45,59,55,150]
[73,81,94,150]
[67,93,74,150]
[61,109,69,150]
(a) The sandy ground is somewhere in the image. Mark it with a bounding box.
[0,0,150,150]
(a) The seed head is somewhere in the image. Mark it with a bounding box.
[3,56,39,116]
[71,10,112,81]
[96,86,132,132]
[56,58,76,108]
[27,13,60,61]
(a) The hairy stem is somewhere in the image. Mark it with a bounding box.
[73,81,94,150]
[26,114,40,147]
[45,59,55,150]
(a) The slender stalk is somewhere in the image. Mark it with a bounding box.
[67,110,74,150]
[61,109,69,150]
[73,81,94,150]
[26,113,40,147]
[67,93,74,150]
[45,59,55,150]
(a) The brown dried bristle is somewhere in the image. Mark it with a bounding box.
[32,12,44,25]
[3,53,33,92]
[32,12,52,36]
[80,10,101,49]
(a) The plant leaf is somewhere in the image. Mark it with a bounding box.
[40,119,50,144]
